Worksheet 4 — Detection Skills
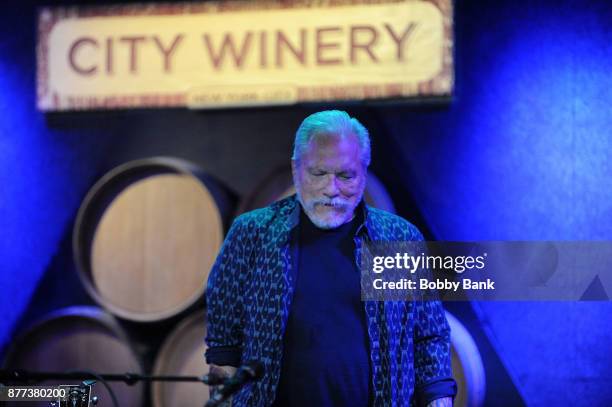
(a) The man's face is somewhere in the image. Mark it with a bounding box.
[292,132,367,229]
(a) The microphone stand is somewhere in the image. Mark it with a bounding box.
[0,369,212,385]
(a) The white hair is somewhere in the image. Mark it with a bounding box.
[292,110,371,167]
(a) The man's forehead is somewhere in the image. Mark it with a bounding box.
[304,132,360,155]
[303,145,362,172]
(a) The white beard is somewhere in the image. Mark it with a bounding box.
[294,181,364,230]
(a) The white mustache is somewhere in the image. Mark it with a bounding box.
[312,200,349,209]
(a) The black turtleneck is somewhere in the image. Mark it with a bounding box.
[272,206,371,407]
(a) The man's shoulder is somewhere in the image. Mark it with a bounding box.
[365,205,424,241]
[231,195,296,231]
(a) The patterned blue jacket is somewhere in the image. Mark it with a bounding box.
[205,195,456,406]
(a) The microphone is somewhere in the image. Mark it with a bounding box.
[205,362,264,407]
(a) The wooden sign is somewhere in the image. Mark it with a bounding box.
[37,0,453,111]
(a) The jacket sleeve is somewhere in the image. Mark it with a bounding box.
[413,300,457,405]
[406,223,457,405]
[205,216,248,367]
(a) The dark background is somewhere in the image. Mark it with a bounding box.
[1,0,611,406]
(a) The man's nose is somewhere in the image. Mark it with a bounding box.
[322,175,340,197]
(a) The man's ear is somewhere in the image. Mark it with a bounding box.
[291,159,298,180]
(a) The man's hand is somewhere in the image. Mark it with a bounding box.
[427,396,453,407]
[209,364,237,380]
[208,364,238,406]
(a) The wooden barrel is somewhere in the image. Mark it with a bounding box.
[2,306,144,407]
[73,157,234,322]
[238,165,396,214]
[151,310,209,407]
[447,311,486,407]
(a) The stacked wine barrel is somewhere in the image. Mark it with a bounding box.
[4,158,232,407]
[3,158,485,407]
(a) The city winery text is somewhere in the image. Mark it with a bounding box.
[67,23,418,76]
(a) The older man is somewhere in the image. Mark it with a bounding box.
[205,110,456,406]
